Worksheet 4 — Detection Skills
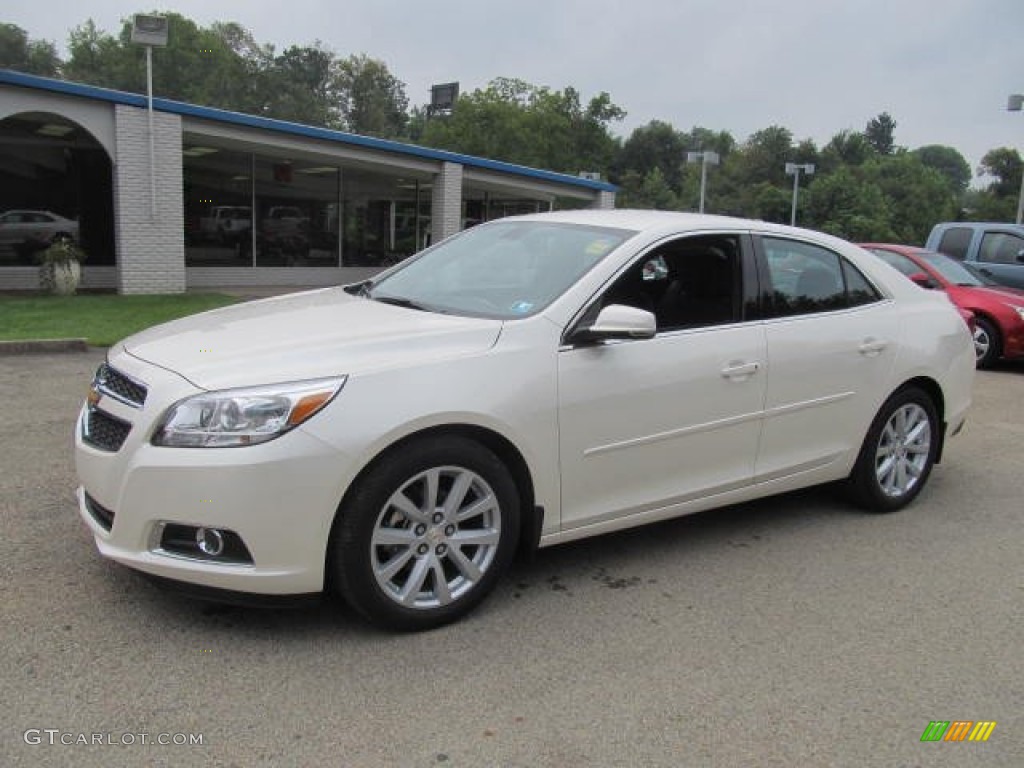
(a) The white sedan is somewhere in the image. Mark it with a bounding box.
[75,211,974,630]
[0,209,79,249]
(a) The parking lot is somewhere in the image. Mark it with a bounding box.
[2,349,1021,767]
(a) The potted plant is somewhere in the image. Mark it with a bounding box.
[36,237,87,295]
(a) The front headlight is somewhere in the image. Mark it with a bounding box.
[152,376,346,448]
[1006,304,1024,322]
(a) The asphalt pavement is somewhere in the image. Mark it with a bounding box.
[1,349,1021,767]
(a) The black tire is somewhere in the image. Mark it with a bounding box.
[846,387,939,513]
[332,435,520,631]
[973,317,1001,369]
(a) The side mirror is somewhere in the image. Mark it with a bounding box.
[570,304,657,344]
[1016,249,1024,264]
[908,272,936,289]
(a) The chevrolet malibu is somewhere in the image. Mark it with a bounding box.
[75,211,974,630]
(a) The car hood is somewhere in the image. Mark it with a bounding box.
[121,287,503,390]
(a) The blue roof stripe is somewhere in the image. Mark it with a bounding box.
[0,69,617,192]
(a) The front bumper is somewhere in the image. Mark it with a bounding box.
[1002,317,1024,359]
[74,374,354,595]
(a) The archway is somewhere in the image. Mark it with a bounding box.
[0,111,114,271]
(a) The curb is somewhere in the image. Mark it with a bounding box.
[0,338,90,355]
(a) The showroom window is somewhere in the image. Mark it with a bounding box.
[0,113,114,266]
[254,157,341,267]
[183,145,254,267]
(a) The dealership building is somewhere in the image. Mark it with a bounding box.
[0,70,616,293]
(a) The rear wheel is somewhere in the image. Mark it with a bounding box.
[847,387,938,513]
[973,317,1001,368]
[332,436,520,630]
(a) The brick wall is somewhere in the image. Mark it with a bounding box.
[430,162,463,242]
[589,190,616,210]
[113,105,185,294]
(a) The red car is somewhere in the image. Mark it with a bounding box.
[861,243,1024,368]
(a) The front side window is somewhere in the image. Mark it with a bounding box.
[978,232,1024,265]
[598,235,743,332]
[762,237,880,317]
[919,251,984,286]
[366,220,635,319]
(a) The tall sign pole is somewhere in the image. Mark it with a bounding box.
[130,15,169,220]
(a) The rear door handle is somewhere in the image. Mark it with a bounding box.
[858,338,888,356]
[721,361,760,380]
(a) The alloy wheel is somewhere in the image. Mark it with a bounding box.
[370,466,502,609]
[874,403,932,498]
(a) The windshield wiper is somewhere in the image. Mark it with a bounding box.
[371,294,433,312]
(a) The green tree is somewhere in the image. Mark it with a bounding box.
[804,168,894,240]
[614,120,688,192]
[417,78,623,175]
[750,182,792,223]
[263,43,341,126]
[978,147,1022,198]
[737,125,794,186]
[683,126,736,158]
[820,129,873,171]
[63,19,128,87]
[864,154,956,243]
[912,145,971,195]
[0,23,60,76]
[334,54,408,137]
[865,112,897,155]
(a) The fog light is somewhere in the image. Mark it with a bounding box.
[196,527,225,557]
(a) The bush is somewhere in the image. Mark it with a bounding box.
[34,238,87,265]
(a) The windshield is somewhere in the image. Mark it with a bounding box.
[919,251,985,286]
[365,220,635,318]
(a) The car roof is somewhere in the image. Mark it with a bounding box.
[508,208,857,247]
[933,221,1024,232]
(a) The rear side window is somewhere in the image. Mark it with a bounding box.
[762,237,880,317]
[978,232,1024,264]
[937,227,972,260]
[869,248,919,276]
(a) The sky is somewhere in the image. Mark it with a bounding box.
[6,0,1024,180]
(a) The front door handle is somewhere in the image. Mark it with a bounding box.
[721,361,760,380]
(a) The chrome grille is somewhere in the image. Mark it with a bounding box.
[83,408,132,452]
[94,363,147,408]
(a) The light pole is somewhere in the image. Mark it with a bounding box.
[785,162,815,226]
[130,15,168,220]
[686,151,720,213]
[1007,93,1024,225]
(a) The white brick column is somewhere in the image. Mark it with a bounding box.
[113,105,185,294]
[589,190,616,210]
[431,161,464,242]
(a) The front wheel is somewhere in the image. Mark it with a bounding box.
[973,317,1001,369]
[332,436,520,631]
[846,387,939,513]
